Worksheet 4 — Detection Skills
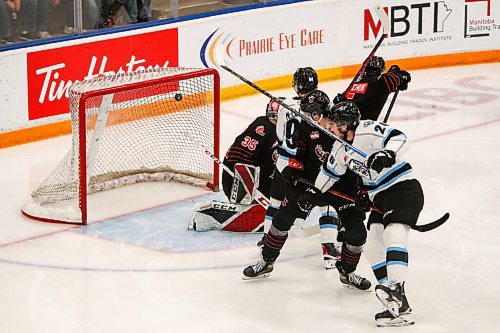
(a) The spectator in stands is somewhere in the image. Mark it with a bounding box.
[1,0,18,44]
[97,0,150,28]
[126,0,150,23]
[63,0,99,33]
[19,0,56,40]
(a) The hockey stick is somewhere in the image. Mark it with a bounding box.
[298,178,450,233]
[220,64,368,158]
[342,5,389,98]
[383,89,399,123]
[329,189,449,232]
[184,132,271,210]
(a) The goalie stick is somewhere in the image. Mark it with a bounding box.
[184,132,270,210]
[298,178,449,233]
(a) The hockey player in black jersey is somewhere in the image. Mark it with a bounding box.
[263,67,319,225]
[334,56,411,121]
[243,89,347,279]
[314,101,423,327]
[188,99,279,233]
[259,68,342,269]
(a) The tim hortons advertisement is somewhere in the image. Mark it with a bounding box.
[26,28,179,120]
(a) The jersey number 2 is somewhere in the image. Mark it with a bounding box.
[374,124,388,134]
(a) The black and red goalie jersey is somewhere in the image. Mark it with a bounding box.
[222,116,278,198]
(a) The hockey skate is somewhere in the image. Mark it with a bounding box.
[375,282,414,327]
[242,258,274,280]
[336,262,372,291]
[321,243,341,270]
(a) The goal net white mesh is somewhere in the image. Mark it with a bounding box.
[22,67,219,224]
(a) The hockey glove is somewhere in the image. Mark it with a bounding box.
[281,159,304,185]
[367,150,396,173]
[297,187,322,212]
[355,188,371,212]
[388,65,411,91]
[388,65,401,73]
[398,70,411,91]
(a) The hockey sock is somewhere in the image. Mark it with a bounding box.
[319,215,339,244]
[262,225,288,262]
[364,223,388,284]
[371,262,388,285]
[339,243,362,274]
[384,223,410,283]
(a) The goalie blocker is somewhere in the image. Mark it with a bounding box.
[189,163,266,232]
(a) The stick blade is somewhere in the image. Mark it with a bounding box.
[373,4,390,37]
[413,212,450,232]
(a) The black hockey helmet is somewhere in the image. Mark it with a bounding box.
[300,90,330,119]
[364,56,386,77]
[328,101,361,130]
[266,97,285,119]
[293,67,318,95]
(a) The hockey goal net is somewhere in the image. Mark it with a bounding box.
[22,67,220,225]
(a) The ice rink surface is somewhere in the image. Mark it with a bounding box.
[1,63,499,333]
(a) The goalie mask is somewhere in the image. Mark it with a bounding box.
[293,67,318,95]
[364,56,386,77]
[329,101,360,130]
[300,90,330,119]
[266,97,285,120]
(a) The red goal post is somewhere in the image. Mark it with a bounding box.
[22,67,220,225]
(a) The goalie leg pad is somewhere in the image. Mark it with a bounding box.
[189,201,266,232]
[230,163,260,204]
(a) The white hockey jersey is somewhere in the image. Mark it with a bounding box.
[315,120,415,199]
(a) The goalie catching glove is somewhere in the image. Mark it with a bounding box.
[367,150,396,173]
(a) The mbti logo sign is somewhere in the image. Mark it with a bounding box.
[464,0,497,38]
[364,2,452,40]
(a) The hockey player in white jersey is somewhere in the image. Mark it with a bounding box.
[314,101,423,327]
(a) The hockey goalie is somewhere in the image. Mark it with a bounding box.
[188,99,280,232]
